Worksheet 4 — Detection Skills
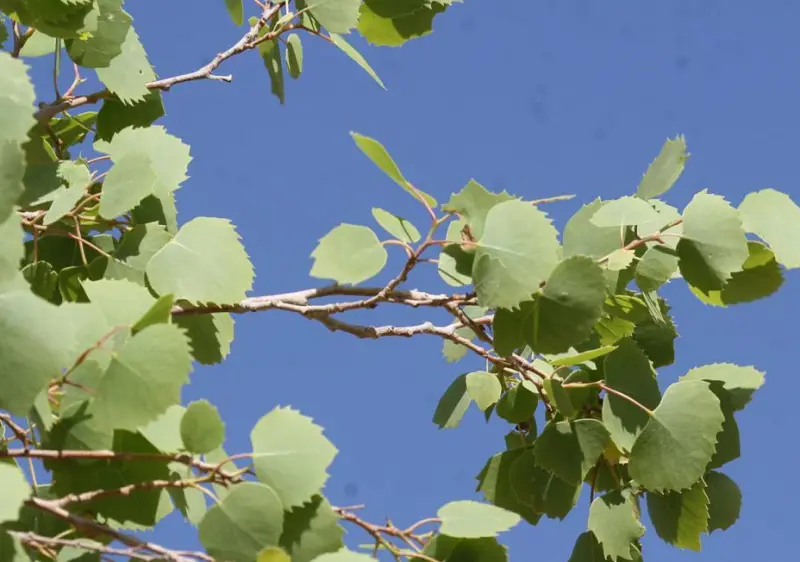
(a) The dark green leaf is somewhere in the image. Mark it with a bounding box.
[259,40,285,104]
[96,91,165,142]
[433,374,470,429]
[510,450,581,519]
[678,363,764,411]
[286,34,303,78]
[174,312,235,365]
[66,0,131,68]
[533,419,610,484]
[646,481,708,551]
[705,471,741,532]
[438,219,472,287]
[475,449,542,525]
[279,495,344,562]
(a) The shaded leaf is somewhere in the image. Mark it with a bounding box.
[533,419,610,484]
[510,450,581,519]
[646,481,708,551]
[96,91,165,142]
[65,0,131,68]
[279,495,344,562]
[549,345,616,367]
[259,40,284,104]
[442,179,515,240]
[495,382,538,423]
[466,371,501,411]
[475,449,541,525]
[635,245,679,292]
[438,500,520,538]
[286,34,303,78]
[636,135,688,200]
[181,400,226,454]
[225,0,244,26]
[437,219,472,287]
[433,374,470,429]
[174,313,235,365]
[543,378,576,418]
[705,471,741,533]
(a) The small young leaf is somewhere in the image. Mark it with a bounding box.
[310,224,387,285]
[371,207,420,243]
[629,381,724,492]
[181,399,226,454]
[199,482,284,562]
[433,374,471,429]
[329,33,385,89]
[286,34,303,79]
[549,345,616,367]
[131,293,174,334]
[587,490,645,560]
[100,152,159,219]
[437,500,520,538]
[437,219,472,287]
[738,188,800,269]
[636,135,688,200]
[646,481,709,551]
[350,132,437,207]
[465,371,502,411]
[251,406,337,509]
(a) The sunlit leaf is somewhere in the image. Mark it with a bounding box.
[307,0,361,33]
[66,0,132,68]
[0,464,31,523]
[678,362,764,412]
[181,399,226,454]
[96,27,155,104]
[438,500,520,538]
[225,0,244,26]
[371,207,420,243]
[442,179,515,240]
[310,223,387,285]
[590,196,660,228]
[329,33,385,89]
[636,136,688,200]
[533,419,610,484]
[466,371,501,411]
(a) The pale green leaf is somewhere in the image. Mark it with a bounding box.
[90,323,193,430]
[677,190,749,292]
[475,449,541,525]
[635,245,679,292]
[533,419,610,484]
[0,213,24,285]
[636,199,683,245]
[601,339,661,452]
[588,490,645,560]
[42,161,91,225]
[636,136,688,200]
[251,407,338,509]
[96,27,155,104]
[66,0,131,68]
[0,464,31,523]
[371,207,420,243]
[349,132,437,207]
[0,290,72,415]
[147,217,254,303]
[105,222,172,284]
[433,374,470,429]
[139,404,186,453]
[82,278,155,327]
[131,293,174,334]
[678,362,764,411]
[465,371,501,411]
[705,471,741,532]
[18,30,59,57]
[259,40,284,104]
[310,223,387,285]
[258,547,291,562]
[605,249,636,271]
[438,500,520,538]
[629,380,724,492]
[563,199,622,260]
[307,0,361,33]
[437,219,472,286]
[181,399,226,454]
[199,482,284,562]
[590,196,660,228]
[495,382,538,423]
[472,200,561,309]
[329,33,385,89]
[285,34,303,78]
[311,550,374,562]
[739,188,800,269]
[100,152,158,219]
[646,481,708,551]
[442,179,515,240]
[225,0,244,26]
[526,256,606,354]
[0,52,37,221]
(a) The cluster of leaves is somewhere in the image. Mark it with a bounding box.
[1,1,799,562]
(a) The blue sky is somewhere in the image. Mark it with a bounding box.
[22,0,800,560]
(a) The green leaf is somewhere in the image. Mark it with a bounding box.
[131,293,174,334]
[0,464,31,523]
[590,196,660,228]
[357,1,453,47]
[601,339,661,452]
[89,323,193,430]
[251,407,338,509]
[510,450,581,519]
[349,132,437,207]
[139,404,186,453]
[442,179,515,240]
[688,241,784,306]
[0,290,72,415]
[678,362,764,411]
[631,297,678,368]
[567,532,608,562]
[371,207,420,243]
[646,481,708,551]
[174,312,235,365]
[285,34,303,78]
[495,382,538,423]
[329,33,385,89]
[433,374,471,429]
[492,304,531,356]
[738,188,800,269]
[258,548,291,562]
[105,222,171,284]
[259,40,284,104]
[587,490,645,560]
[475,449,541,525]
[438,500,520,538]
[82,278,155,327]
[635,245,679,292]
[307,0,361,33]
[21,261,58,301]
[96,27,155,104]
[636,135,688,200]
[311,550,375,562]
[466,371,501,411]
[705,471,741,532]
[562,199,623,292]
[677,190,749,292]
[542,378,576,418]
[181,399,226,454]
[533,419,610,484]
[100,152,158,219]
[525,256,606,354]
[199,482,284,562]
[66,0,131,68]
[0,213,24,285]
[472,200,561,309]
[279,495,344,562]
[549,345,616,367]
[225,0,244,25]
[629,380,724,492]
[437,219,472,287]
[96,91,165,142]
[310,223,387,285]
[0,52,37,221]
[147,217,254,303]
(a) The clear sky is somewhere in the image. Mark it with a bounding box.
[24,1,800,560]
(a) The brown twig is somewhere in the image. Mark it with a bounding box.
[334,507,440,561]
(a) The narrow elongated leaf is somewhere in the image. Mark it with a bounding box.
[329,33,385,89]
[90,323,193,430]
[350,132,437,207]
[646,481,709,551]
[371,207,420,243]
[472,200,561,309]
[588,491,645,560]
[286,34,303,78]
[433,374,471,429]
[181,400,226,454]
[636,136,688,199]
[678,363,764,411]
[677,191,749,292]
[438,501,520,538]
[629,381,724,492]
[225,0,244,25]
[147,217,254,302]
[259,40,284,104]
[705,471,741,532]
[466,371,501,411]
[199,482,284,562]
[550,345,616,367]
[0,464,31,523]
[739,188,800,269]
[251,407,338,509]
[310,224,387,285]
[442,179,515,240]
[533,419,610,484]
[96,91,165,142]
[590,196,660,228]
